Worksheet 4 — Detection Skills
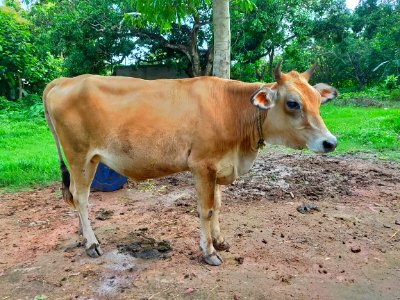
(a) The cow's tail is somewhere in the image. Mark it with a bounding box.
[42,80,75,208]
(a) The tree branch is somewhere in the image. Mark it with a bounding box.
[131,29,191,60]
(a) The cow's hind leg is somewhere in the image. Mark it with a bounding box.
[211,185,230,251]
[69,158,102,257]
[193,166,223,266]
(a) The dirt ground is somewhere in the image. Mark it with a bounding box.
[1,150,399,300]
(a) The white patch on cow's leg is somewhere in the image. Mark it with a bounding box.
[69,159,102,257]
[211,185,230,251]
[69,177,83,236]
[73,187,103,257]
[193,167,223,266]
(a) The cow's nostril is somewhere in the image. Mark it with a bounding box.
[322,140,336,152]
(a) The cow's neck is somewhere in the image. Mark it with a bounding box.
[223,80,269,154]
[255,108,267,150]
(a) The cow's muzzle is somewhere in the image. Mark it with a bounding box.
[322,137,337,153]
[307,133,337,153]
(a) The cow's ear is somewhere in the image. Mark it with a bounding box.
[250,87,276,110]
[314,83,338,104]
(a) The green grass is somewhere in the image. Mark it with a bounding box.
[321,104,400,160]
[0,112,59,192]
[0,103,399,192]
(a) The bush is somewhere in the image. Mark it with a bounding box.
[0,94,44,119]
[384,75,399,91]
[28,101,45,118]
[337,85,400,107]
[389,89,400,101]
[0,96,20,111]
[18,94,42,107]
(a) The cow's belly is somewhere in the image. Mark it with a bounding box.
[97,139,191,181]
[216,150,257,185]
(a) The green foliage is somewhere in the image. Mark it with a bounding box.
[0,93,45,120]
[336,87,400,108]
[230,0,398,90]
[0,6,61,100]
[231,0,320,80]
[311,0,399,88]
[0,96,19,110]
[129,0,211,32]
[384,75,399,91]
[128,0,254,32]
[29,0,135,76]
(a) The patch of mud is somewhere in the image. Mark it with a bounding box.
[95,208,114,220]
[225,152,400,202]
[117,230,172,259]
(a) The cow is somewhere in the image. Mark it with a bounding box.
[42,62,337,266]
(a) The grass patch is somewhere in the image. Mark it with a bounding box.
[0,103,399,192]
[0,112,59,192]
[321,104,400,160]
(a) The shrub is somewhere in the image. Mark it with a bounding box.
[384,75,398,91]
[0,96,20,111]
[0,94,45,119]
[18,94,42,107]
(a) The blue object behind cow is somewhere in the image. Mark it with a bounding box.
[91,162,127,192]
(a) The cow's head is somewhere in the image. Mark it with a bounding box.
[250,61,337,153]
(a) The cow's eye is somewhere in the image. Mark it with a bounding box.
[286,101,301,110]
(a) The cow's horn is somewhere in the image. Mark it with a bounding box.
[303,62,318,80]
[275,60,283,82]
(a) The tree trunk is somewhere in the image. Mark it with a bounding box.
[190,15,201,77]
[203,45,214,76]
[347,53,365,89]
[18,74,23,99]
[268,48,275,80]
[212,0,230,79]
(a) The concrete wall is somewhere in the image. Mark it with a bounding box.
[114,65,188,79]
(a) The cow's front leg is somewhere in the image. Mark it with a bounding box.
[211,185,230,251]
[193,166,223,266]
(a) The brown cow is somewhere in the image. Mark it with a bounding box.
[43,62,337,266]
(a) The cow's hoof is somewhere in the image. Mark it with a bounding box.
[86,243,103,258]
[204,253,223,266]
[213,239,230,251]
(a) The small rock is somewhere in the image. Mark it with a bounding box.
[262,239,267,244]
[350,246,361,253]
[395,219,400,226]
[184,273,197,280]
[28,220,48,227]
[383,224,391,229]
[297,203,320,214]
[233,294,241,300]
[63,252,75,258]
[235,257,244,265]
